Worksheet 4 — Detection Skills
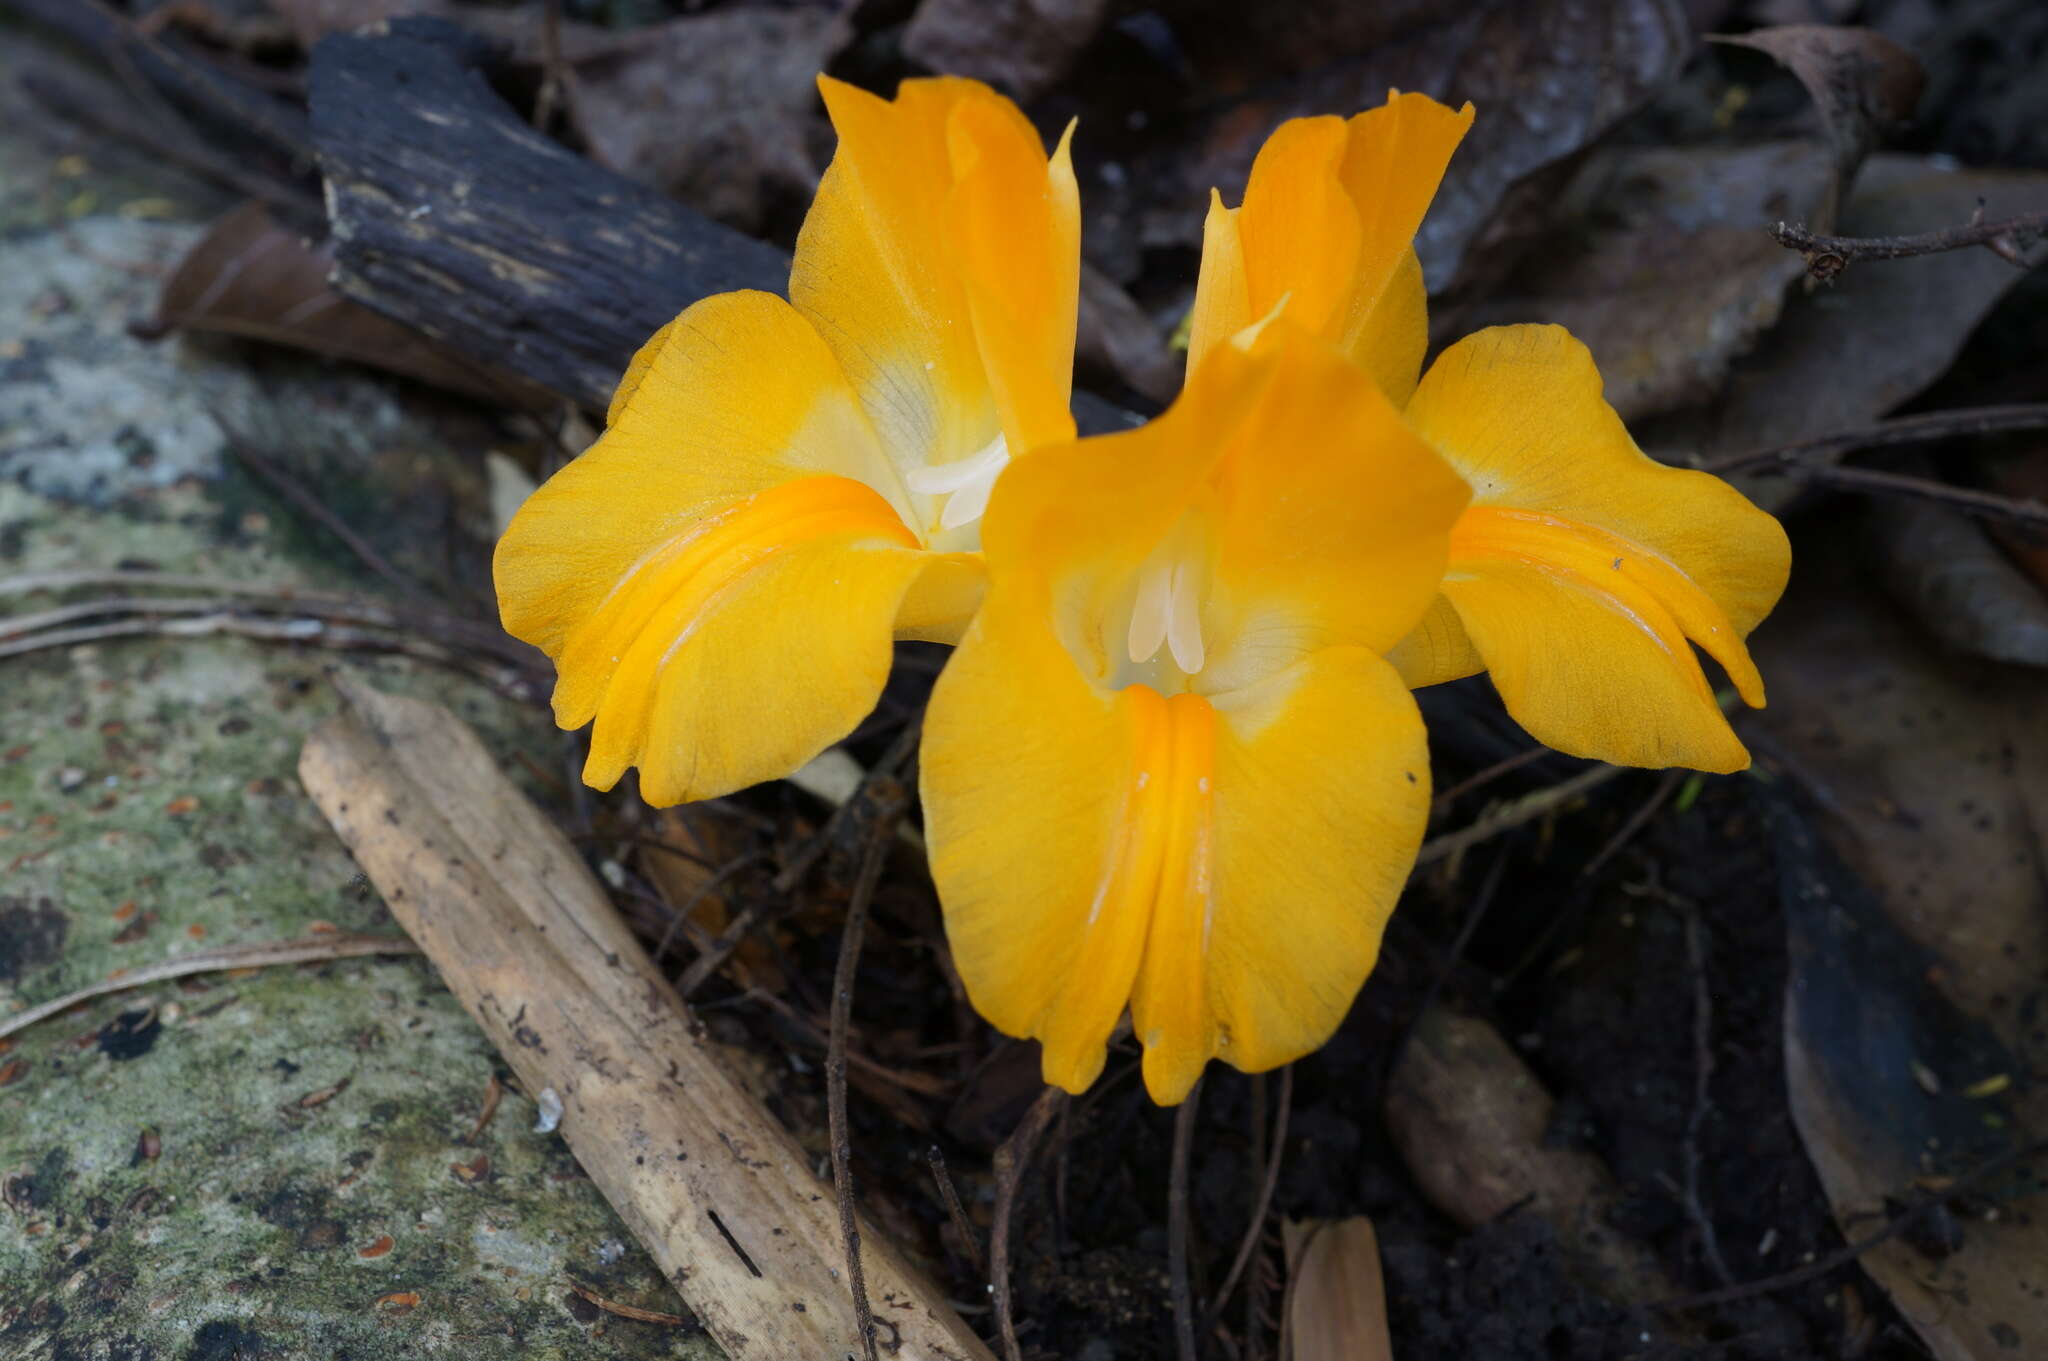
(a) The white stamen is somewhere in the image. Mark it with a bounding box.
[1166,555,1205,674]
[907,433,1010,530]
[1127,558,1172,665]
[1127,540,1206,674]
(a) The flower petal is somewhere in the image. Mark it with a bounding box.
[945,103,1081,454]
[495,290,979,802]
[1132,647,1430,1103]
[1400,324,1792,770]
[798,76,1078,475]
[981,323,1469,694]
[921,580,1142,1094]
[1187,93,1472,398]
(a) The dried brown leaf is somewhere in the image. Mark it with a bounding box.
[903,0,1111,102]
[1131,0,1691,289]
[574,9,851,235]
[1711,25,1924,225]
[1752,523,2048,1361]
[1644,158,2048,508]
[1077,263,1178,404]
[1445,141,1833,421]
[1873,496,2048,667]
[154,201,532,405]
[1281,1218,1393,1361]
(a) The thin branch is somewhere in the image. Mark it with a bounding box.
[214,422,428,601]
[827,792,904,1361]
[1772,208,2047,279]
[1170,1076,1205,1361]
[992,1085,1069,1361]
[0,935,418,1042]
[1204,1065,1293,1337]
[1699,402,2048,476]
[1430,744,1560,814]
[1658,1136,2048,1311]
[1759,459,2048,532]
[650,853,767,968]
[1417,764,1624,867]
[927,1144,987,1277]
[1680,904,1734,1287]
[1580,767,1686,882]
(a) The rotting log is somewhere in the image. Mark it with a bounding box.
[298,674,996,1361]
[306,16,1139,433]
[307,17,789,412]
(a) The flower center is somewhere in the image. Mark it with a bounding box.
[907,432,1011,533]
[1125,517,1208,677]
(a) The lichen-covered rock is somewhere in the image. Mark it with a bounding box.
[0,42,719,1361]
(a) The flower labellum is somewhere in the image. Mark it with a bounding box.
[494,75,1080,804]
[921,323,1469,1104]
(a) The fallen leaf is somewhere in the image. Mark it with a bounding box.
[1130,0,1692,289]
[1443,141,1834,421]
[1752,513,2048,1361]
[1281,1218,1393,1361]
[903,0,1111,102]
[1077,262,1177,404]
[1645,158,2048,509]
[573,9,851,235]
[1711,25,1925,226]
[153,201,535,405]
[1872,496,2048,667]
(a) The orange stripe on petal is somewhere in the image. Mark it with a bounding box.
[1449,506,1764,707]
[1123,687,1219,1105]
[567,476,916,774]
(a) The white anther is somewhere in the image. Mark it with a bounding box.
[907,432,1010,530]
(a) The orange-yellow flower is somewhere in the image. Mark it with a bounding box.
[494,76,1080,804]
[921,323,1469,1104]
[1190,93,1791,771]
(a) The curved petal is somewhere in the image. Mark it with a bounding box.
[1401,324,1792,770]
[946,105,1080,454]
[1232,116,1362,350]
[1187,93,1472,395]
[1328,94,1473,396]
[797,76,1079,477]
[593,525,946,805]
[1185,190,1250,376]
[497,290,910,668]
[496,291,973,802]
[926,596,1432,1102]
[1132,646,1431,1102]
[921,580,1139,1094]
[1383,592,1480,688]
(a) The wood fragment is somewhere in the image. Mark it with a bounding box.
[297,675,992,1361]
[567,1278,692,1327]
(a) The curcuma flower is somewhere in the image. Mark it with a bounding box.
[920,323,1470,1104]
[1191,93,1791,772]
[494,76,1080,804]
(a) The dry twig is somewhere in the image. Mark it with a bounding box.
[826,786,905,1361]
[0,934,417,1042]
[1206,1066,1294,1339]
[992,1085,1069,1361]
[1699,402,2048,476]
[927,1144,987,1276]
[1772,207,2047,280]
[1170,1077,1205,1361]
[1417,764,1624,867]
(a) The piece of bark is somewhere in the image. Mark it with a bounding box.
[297,674,993,1361]
[306,14,1141,436]
[307,17,789,412]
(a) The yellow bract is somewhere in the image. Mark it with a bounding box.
[494,75,1080,804]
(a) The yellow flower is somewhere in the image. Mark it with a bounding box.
[920,323,1470,1104]
[1190,93,1792,772]
[494,76,1080,804]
